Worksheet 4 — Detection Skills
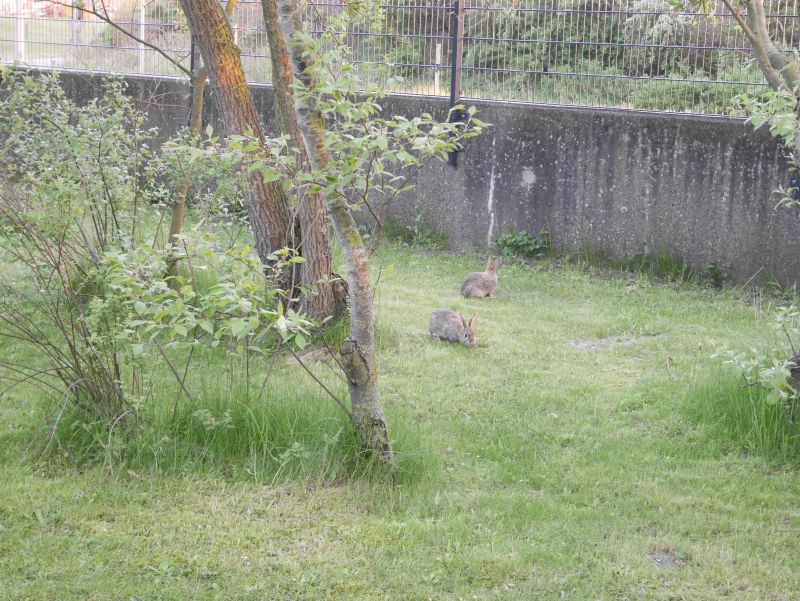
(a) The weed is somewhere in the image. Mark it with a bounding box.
[494,228,551,259]
[566,246,731,287]
[384,211,448,249]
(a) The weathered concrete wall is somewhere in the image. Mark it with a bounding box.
[34,70,799,283]
[375,96,797,283]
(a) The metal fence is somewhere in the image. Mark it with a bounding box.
[1,0,798,114]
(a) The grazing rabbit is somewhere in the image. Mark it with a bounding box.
[428,309,477,348]
[461,257,502,298]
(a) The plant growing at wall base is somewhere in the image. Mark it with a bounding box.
[495,228,551,259]
[384,210,448,249]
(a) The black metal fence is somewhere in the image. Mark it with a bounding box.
[1,0,798,115]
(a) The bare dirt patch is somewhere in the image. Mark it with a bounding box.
[646,547,686,570]
[570,331,661,351]
[570,335,637,351]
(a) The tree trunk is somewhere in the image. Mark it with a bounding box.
[724,0,800,165]
[261,0,335,321]
[178,0,291,263]
[272,0,392,460]
[167,66,207,275]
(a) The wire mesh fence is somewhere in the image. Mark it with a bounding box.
[0,0,798,115]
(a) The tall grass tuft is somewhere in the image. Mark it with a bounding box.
[688,369,800,463]
[40,349,434,485]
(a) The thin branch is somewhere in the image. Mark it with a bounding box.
[719,0,756,40]
[36,378,85,461]
[106,410,130,476]
[46,1,192,77]
[154,339,195,404]
[171,344,194,425]
[288,348,351,418]
[257,338,284,402]
[310,322,347,377]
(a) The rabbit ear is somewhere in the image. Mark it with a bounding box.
[460,313,468,328]
[468,314,478,329]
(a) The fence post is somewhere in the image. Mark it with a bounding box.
[71,4,80,48]
[448,0,465,168]
[138,0,146,72]
[14,16,26,63]
[189,33,199,127]
[14,0,26,63]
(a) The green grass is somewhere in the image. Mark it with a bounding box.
[0,18,71,62]
[690,371,800,463]
[2,246,800,599]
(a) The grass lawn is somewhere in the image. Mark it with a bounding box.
[1,245,799,600]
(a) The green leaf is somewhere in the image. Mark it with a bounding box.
[230,318,246,338]
[134,301,147,315]
[259,167,281,183]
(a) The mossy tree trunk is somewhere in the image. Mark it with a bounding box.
[272,0,392,460]
[178,0,291,263]
[261,0,336,321]
[169,1,239,273]
[722,0,800,164]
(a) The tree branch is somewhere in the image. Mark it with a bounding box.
[46,0,192,77]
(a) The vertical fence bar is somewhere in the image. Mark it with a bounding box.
[435,42,442,95]
[448,0,465,168]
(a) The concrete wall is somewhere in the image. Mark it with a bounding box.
[34,70,799,283]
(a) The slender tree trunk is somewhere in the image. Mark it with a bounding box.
[167,66,207,274]
[723,0,800,163]
[178,0,291,262]
[273,0,392,460]
[261,0,336,321]
[169,0,236,262]
[738,0,800,93]
[721,0,800,94]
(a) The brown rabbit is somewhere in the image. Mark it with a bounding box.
[461,257,502,298]
[428,309,477,348]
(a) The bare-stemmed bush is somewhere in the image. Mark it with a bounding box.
[0,71,310,461]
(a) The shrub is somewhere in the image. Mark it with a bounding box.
[384,210,449,249]
[0,71,308,459]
